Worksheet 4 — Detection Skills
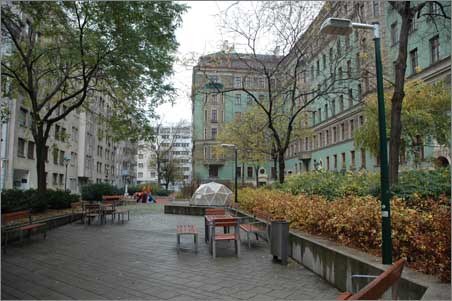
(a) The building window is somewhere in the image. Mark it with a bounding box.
[347,60,352,77]
[340,123,345,140]
[55,125,60,140]
[27,141,35,159]
[324,103,328,120]
[209,165,219,178]
[17,138,25,157]
[138,154,144,159]
[211,109,217,122]
[329,48,333,64]
[59,150,65,166]
[361,149,366,169]
[430,35,440,64]
[357,84,362,99]
[409,17,416,34]
[332,99,336,116]
[59,174,64,186]
[326,156,330,170]
[334,154,338,170]
[410,48,418,75]
[247,166,253,178]
[339,95,344,112]
[19,108,27,127]
[337,39,341,57]
[138,172,143,178]
[350,150,355,169]
[318,108,322,122]
[356,53,361,71]
[44,146,49,162]
[333,127,337,143]
[138,163,144,168]
[341,152,346,169]
[236,166,241,178]
[211,94,218,104]
[372,1,379,16]
[52,173,58,185]
[312,111,316,125]
[359,115,364,126]
[350,119,355,138]
[322,54,326,70]
[211,128,217,140]
[390,22,398,46]
[235,94,241,105]
[258,77,265,89]
[345,35,350,49]
[338,67,343,80]
[234,76,242,88]
[316,60,320,76]
[348,89,353,107]
[247,95,253,104]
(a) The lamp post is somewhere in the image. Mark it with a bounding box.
[221,143,238,204]
[320,18,392,264]
[63,155,71,192]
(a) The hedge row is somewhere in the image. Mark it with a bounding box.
[238,188,451,282]
[1,189,80,213]
[277,168,450,201]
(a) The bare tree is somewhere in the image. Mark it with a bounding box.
[387,1,450,185]
[142,121,189,190]
[194,2,363,183]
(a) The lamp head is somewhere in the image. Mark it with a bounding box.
[320,18,353,36]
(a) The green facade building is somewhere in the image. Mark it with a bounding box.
[192,1,450,186]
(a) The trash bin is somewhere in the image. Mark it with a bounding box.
[270,220,289,265]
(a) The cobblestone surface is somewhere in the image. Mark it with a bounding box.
[2,204,339,300]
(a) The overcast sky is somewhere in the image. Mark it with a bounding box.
[155,1,233,125]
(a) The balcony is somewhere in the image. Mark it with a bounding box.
[298,151,312,160]
[202,158,225,166]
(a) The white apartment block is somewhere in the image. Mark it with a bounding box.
[0,94,137,193]
[136,125,192,190]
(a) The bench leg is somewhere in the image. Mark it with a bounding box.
[212,239,216,259]
[194,234,198,253]
[177,234,181,254]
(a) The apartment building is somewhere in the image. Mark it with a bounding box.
[0,94,137,193]
[136,125,192,190]
[191,1,451,185]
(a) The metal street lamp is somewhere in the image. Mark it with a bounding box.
[320,18,392,264]
[63,154,71,192]
[221,143,238,204]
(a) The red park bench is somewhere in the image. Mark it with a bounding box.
[176,224,198,253]
[1,210,47,253]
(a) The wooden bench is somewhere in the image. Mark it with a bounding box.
[102,195,124,205]
[83,204,102,225]
[204,208,228,242]
[239,209,272,248]
[210,217,240,258]
[176,225,198,253]
[337,258,406,300]
[2,210,47,252]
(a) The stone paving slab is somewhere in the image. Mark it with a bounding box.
[2,204,339,300]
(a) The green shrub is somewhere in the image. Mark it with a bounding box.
[393,168,450,200]
[81,183,122,202]
[28,191,48,213]
[278,168,450,201]
[1,189,30,213]
[46,190,80,209]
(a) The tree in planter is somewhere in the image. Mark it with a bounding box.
[195,2,364,183]
[1,2,186,192]
[387,1,450,185]
[354,80,450,167]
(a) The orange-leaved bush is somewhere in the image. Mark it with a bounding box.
[238,188,451,282]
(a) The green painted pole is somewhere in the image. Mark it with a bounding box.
[234,147,238,204]
[373,23,392,265]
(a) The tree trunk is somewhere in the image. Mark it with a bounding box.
[241,162,245,185]
[389,3,412,186]
[278,153,285,184]
[255,166,259,187]
[34,128,48,193]
[273,154,278,180]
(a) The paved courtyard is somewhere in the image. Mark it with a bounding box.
[2,205,339,300]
